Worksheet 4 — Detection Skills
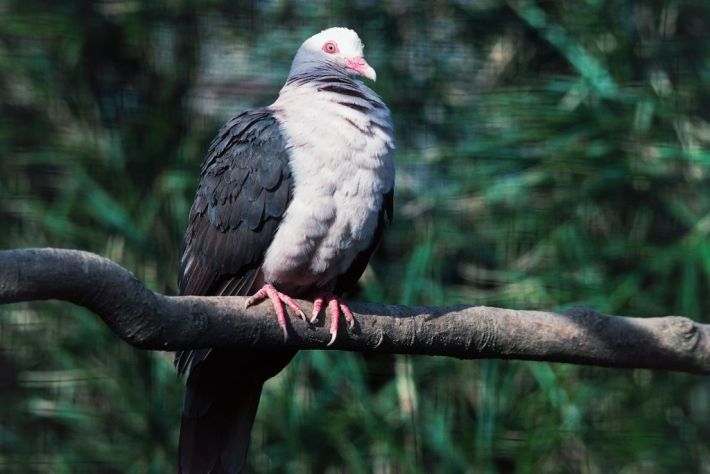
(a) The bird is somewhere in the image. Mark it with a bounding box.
[175,27,395,473]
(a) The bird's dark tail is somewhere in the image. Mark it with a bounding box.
[178,349,295,474]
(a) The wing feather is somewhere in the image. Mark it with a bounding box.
[176,108,293,374]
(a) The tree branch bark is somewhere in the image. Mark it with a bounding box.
[1,248,708,374]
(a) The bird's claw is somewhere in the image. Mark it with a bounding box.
[245,284,306,340]
[311,294,355,346]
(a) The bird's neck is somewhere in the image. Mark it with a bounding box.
[271,63,393,160]
[283,62,355,88]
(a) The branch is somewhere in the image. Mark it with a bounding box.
[1,248,708,374]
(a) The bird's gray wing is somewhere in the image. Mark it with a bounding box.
[175,108,295,474]
[177,108,292,301]
[175,107,292,373]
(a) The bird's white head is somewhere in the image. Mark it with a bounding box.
[289,27,377,82]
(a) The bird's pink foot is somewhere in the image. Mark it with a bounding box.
[245,284,306,341]
[311,294,355,346]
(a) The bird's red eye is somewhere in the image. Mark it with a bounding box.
[322,41,338,54]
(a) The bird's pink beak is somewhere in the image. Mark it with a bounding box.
[346,56,377,81]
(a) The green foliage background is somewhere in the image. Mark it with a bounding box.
[2,0,710,472]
